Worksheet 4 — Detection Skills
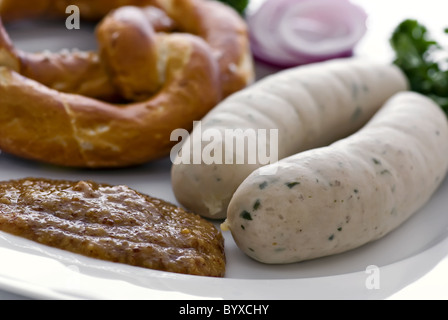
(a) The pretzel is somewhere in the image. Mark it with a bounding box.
[0,0,159,21]
[0,5,179,102]
[0,0,254,168]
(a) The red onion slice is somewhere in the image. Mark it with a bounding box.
[247,0,367,67]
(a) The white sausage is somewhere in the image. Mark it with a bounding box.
[223,92,448,264]
[171,58,408,219]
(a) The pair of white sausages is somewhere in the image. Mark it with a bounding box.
[171,58,448,264]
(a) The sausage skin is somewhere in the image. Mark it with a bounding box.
[171,58,408,219]
[224,92,448,264]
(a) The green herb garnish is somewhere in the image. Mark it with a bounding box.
[391,19,448,114]
[240,210,253,220]
[253,199,261,210]
[216,0,249,15]
[259,181,268,190]
[285,182,300,189]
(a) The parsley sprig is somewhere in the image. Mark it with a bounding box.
[391,19,448,114]
[216,0,249,15]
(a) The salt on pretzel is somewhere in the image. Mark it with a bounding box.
[0,1,254,168]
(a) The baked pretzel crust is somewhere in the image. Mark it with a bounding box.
[0,0,156,21]
[0,1,254,168]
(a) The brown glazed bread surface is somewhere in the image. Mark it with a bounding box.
[0,0,162,21]
[0,178,226,277]
[0,0,254,168]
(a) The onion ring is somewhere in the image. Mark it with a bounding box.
[247,0,367,67]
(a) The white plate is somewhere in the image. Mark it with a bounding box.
[0,153,447,300]
[1,0,448,300]
[1,153,447,300]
